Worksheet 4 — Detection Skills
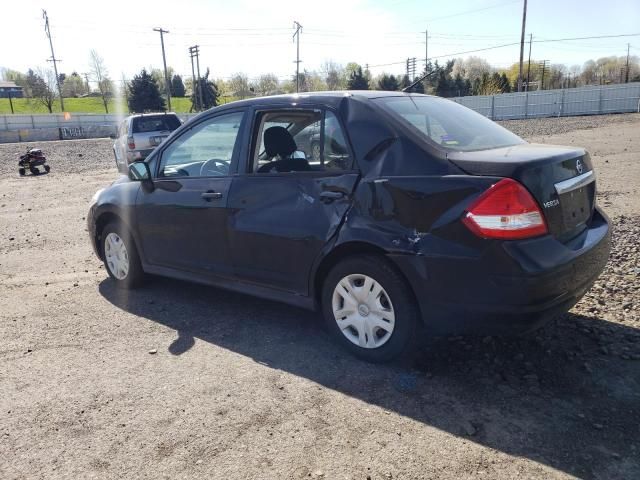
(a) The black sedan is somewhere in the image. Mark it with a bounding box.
[88,91,610,362]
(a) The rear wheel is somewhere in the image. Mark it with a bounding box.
[321,255,419,362]
[18,168,25,176]
[44,165,50,173]
[102,222,144,288]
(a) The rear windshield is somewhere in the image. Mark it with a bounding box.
[132,115,181,133]
[374,96,525,152]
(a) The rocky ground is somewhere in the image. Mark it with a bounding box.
[0,114,638,479]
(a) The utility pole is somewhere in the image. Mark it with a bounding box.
[293,21,302,92]
[525,33,532,92]
[153,27,172,111]
[517,0,528,92]
[424,29,429,72]
[189,45,204,111]
[406,57,417,79]
[42,9,64,111]
[188,46,198,111]
[625,43,631,83]
[82,72,90,94]
[539,60,549,90]
[195,46,204,109]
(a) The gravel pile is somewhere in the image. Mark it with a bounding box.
[574,214,640,328]
[0,138,114,177]
[498,113,640,138]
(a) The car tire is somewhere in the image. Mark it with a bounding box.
[44,165,51,173]
[18,168,25,176]
[30,167,39,175]
[321,254,419,363]
[101,222,144,289]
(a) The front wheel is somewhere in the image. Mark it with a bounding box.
[321,255,419,362]
[18,168,25,176]
[44,165,51,173]
[102,222,144,288]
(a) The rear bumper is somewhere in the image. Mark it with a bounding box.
[389,207,611,335]
[126,148,154,162]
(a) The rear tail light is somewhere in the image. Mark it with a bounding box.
[127,137,135,150]
[462,178,548,240]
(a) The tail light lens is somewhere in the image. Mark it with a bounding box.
[462,178,548,240]
[127,137,135,150]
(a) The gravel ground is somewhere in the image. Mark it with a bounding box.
[1,114,639,479]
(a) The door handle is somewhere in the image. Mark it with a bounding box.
[201,191,223,201]
[319,191,345,203]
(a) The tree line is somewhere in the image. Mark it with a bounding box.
[2,52,639,113]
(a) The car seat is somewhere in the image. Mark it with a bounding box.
[257,126,312,173]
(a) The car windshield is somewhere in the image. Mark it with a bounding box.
[132,115,181,133]
[374,96,525,152]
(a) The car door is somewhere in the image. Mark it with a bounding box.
[135,110,246,278]
[227,107,359,295]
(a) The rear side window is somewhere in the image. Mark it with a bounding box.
[250,109,353,173]
[374,96,525,152]
[132,115,181,133]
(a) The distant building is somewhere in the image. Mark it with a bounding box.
[0,81,24,98]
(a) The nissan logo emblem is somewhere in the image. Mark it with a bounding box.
[576,159,584,174]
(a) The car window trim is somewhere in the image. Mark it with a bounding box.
[242,105,358,176]
[152,108,247,181]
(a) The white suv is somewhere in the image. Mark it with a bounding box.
[112,113,182,173]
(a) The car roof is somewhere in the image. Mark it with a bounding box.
[126,112,180,120]
[213,90,435,111]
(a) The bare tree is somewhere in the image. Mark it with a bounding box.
[29,68,57,113]
[89,49,113,113]
[229,73,251,99]
[255,74,279,96]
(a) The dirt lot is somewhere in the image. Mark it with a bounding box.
[1,114,639,479]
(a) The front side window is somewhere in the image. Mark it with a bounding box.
[158,111,244,178]
[251,109,352,173]
[374,96,525,152]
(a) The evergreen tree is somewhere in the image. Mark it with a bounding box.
[411,77,425,94]
[398,74,411,90]
[377,73,399,91]
[435,70,453,97]
[190,68,219,111]
[346,66,369,90]
[453,74,467,97]
[500,73,511,93]
[127,69,166,113]
[171,75,186,97]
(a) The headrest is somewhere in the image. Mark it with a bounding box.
[264,126,297,158]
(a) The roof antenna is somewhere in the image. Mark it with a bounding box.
[402,67,440,93]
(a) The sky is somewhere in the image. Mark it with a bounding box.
[1,0,639,86]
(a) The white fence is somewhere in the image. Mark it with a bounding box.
[451,82,640,120]
[0,113,197,143]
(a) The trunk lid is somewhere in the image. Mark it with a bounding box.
[448,143,596,241]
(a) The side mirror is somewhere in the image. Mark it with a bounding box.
[128,161,153,186]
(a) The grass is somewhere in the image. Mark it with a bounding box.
[0,96,241,115]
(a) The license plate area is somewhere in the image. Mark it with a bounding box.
[559,182,595,230]
[150,135,168,146]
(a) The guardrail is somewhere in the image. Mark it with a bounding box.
[451,82,640,120]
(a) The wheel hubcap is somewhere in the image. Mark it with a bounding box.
[332,274,395,349]
[104,232,129,280]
